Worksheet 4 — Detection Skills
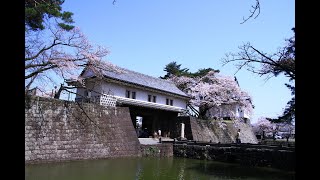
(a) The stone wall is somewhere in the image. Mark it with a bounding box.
[140,143,173,157]
[178,116,258,144]
[25,96,141,164]
[173,144,295,171]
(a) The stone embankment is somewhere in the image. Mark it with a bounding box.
[25,96,141,164]
[173,142,295,171]
[177,116,258,144]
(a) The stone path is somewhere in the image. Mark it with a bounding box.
[138,138,173,144]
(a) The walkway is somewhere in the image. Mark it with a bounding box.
[138,137,174,145]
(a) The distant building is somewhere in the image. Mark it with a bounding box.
[204,76,252,123]
[206,103,251,122]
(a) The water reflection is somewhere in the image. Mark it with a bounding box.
[178,158,186,180]
[25,157,294,180]
[134,160,142,180]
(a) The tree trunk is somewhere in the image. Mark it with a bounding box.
[199,105,210,120]
[54,84,64,99]
[25,74,38,92]
[272,132,276,141]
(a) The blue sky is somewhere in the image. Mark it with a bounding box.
[62,0,295,123]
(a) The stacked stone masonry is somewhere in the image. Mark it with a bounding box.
[140,144,173,157]
[178,116,258,144]
[173,144,295,171]
[25,96,141,164]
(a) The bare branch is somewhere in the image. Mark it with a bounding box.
[25,74,38,91]
[222,41,295,81]
[25,65,58,80]
[221,29,295,122]
[240,0,260,24]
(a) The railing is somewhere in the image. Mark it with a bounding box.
[75,94,117,107]
[99,94,116,107]
[186,104,199,117]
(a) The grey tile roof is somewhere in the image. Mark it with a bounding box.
[85,65,189,98]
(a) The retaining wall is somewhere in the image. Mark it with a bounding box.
[140,143,173,157]
[25,96,141,164]
[173,144,295,171]
[178,116,258,144]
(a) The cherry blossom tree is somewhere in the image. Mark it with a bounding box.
[252,117,272,139]
[269,122,283,140]
[275,122,295,142]
[281,123,295,142]
[168,70,253,120]
[25,24,115,98]
[253,116,295,141]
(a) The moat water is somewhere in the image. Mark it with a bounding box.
[25,157,294,180]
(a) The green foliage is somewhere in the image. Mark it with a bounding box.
[188,68,220,78]
[267,97,295,123]
[161,61,220,79]
[144,146,159,156]
[57,23,74,31]
[271,29,295,82]
[160,61,189,79]
[25,0,74,31]
[271,29,295,123]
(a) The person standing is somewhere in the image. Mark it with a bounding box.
[236,129,241,144]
